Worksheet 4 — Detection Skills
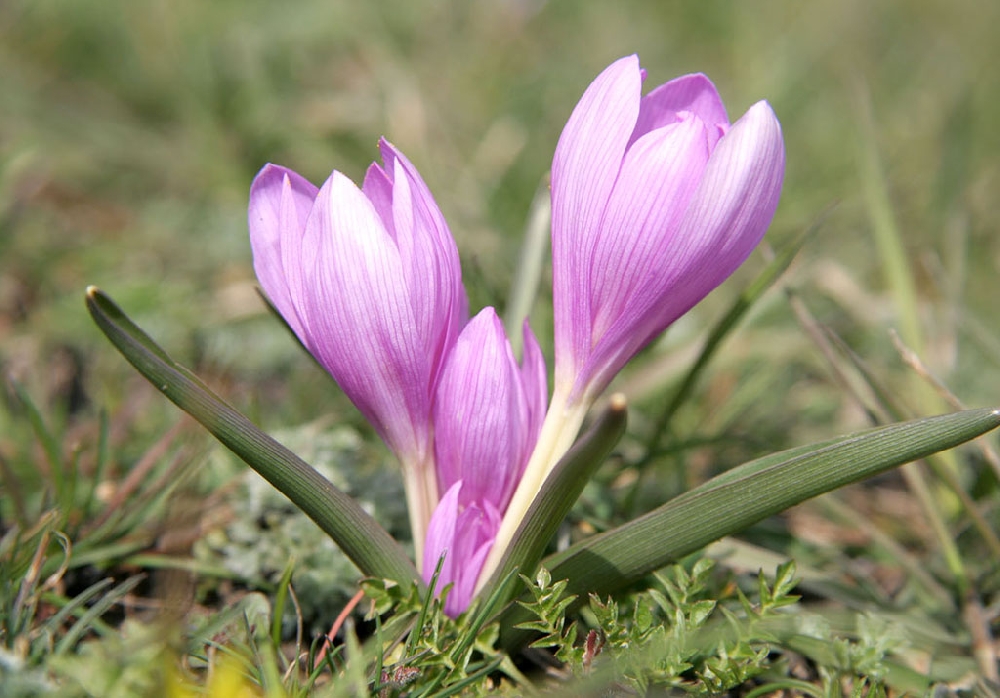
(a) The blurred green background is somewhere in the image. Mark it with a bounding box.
[2,0,998,476]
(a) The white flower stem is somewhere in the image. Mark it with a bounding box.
[474,384,589,592]
[404,454,439,574]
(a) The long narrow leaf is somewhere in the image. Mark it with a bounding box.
[54,575,145,655]
[500,407,1000,650]
[85,286,419,588]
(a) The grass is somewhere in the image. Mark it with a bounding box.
[2,0,1000,694]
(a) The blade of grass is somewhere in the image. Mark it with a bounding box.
[270,559,296,649]
[449,566,520,663]
[10,383,67,507]
[52,575,145,654]
[791,291,994,580]
[76,410,110,533]
[855,79,968,584]
[504,176,551,357]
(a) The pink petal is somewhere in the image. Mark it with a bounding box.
[588,116,711,342]
[361,161,395,238]
[568,116,710,398]
[519,320,548,445]
[300,171,430,461]
[422,481,461,592]
[422,484,502,617]
[379,140,469,388]
[248,165,318,340]
[446,502,501,616]
[583,101,784,397]
[677,100,785,272]
[551,55,643,387]
[631,73,729,150]
[434,308,529,510]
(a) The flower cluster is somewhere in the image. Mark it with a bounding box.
[248,55,784,615]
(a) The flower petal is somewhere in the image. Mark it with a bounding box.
[551,55,643,387]
[422,481,461,592]
[422,484,502,617]
[520,320,548,445]
[590,117,711,337]
[446,502,501,616]
[570,115,711,398]
[678,100,785,273]
[434,308,528,510]
[583,101,784,396]
[379,140,469,388]
[248,164,318,340]
[300,171,430,460]
[631,73,729,149]
[361,160,395,238]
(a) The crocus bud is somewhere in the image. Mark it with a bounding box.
[248,139,468,559]
[552,54,785,406]
[423,308,546,615]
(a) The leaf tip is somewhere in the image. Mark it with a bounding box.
[608,392,628,413]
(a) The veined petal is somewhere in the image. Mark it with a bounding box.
[434,308,529,510]
[520,320,548,445]
[300,171,430,461]
[589,117,710,344]
[379,140,469,388]
[582,101,784,400]
[571,116,711,399]
[447,502,500,616]
[552,55,643,388]
[631,73,729,149]
[422,481,461,595]
[636,99,785,314]
[379,139,456,260]
[549,57,785,409]
[249,146,468,565]
[361,161,395,238]
[248,164,318,340]
[423,484,501,617]
[678,100,785,272]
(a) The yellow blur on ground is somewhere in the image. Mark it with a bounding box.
[165,655,270,698]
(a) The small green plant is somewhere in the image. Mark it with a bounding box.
[358,571,516,697]
[515,558,797,694]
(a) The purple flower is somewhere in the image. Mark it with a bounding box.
[480,57,785,586]
[248,139,468,559]
[551,55,785,405]
[422,308,546,615]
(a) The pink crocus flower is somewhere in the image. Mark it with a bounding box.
[248,139,468,562]
[551,55,785,405]
[422,308,546,615]
[480,55,785,587]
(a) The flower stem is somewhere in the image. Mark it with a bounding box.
[404,454,439,573]
[475,385,589,590]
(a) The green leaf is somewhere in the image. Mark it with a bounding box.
[474,396,627,609]
[85,286,420,588]
[500,407,1000,651]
